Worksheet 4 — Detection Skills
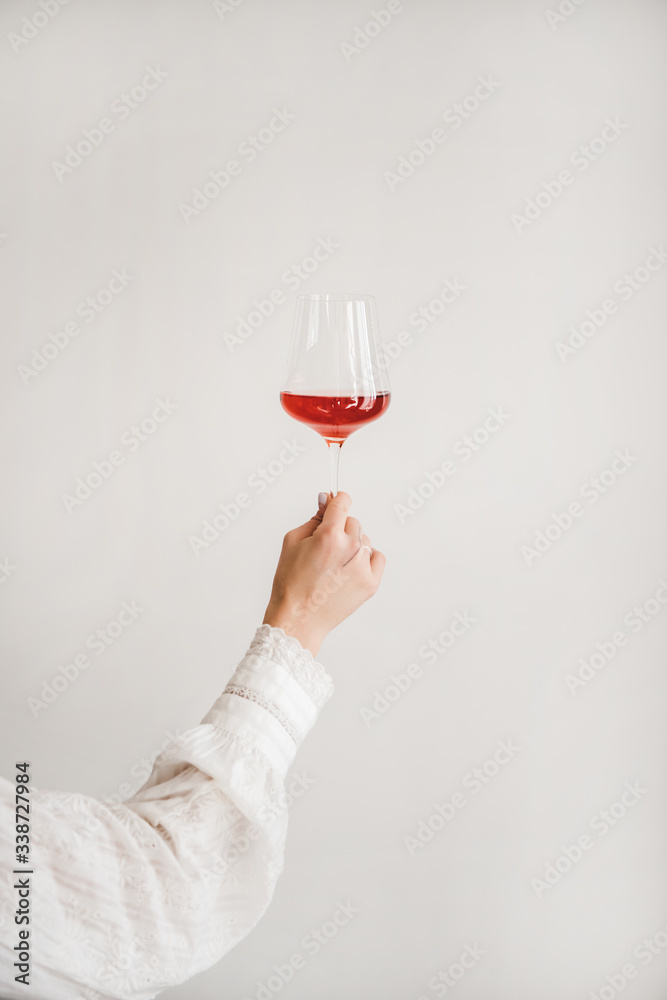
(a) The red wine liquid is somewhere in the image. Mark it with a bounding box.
[280,391,390,442]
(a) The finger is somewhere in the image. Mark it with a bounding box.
[289,493,331,541]
[369,547,386,581]
[309,491,329,524]
[343,516,362,541]
[358,533,373,559]
[343,532,372,566]
[320,490,352,530]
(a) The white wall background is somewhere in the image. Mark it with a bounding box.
[2,0,667,997]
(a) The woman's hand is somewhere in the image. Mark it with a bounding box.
[262,491,386,658]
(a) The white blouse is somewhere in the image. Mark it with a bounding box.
[0,625,334,1000]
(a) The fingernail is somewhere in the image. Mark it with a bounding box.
[318,492,328,508]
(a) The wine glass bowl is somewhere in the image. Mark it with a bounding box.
[279,391,391,445]
[280,293,391,493]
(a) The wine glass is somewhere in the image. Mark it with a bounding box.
[280,293,391,496]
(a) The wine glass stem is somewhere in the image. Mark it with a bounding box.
[328,441,342,497]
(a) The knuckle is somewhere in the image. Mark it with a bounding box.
[317,523,336,542]
[316,528,340,555]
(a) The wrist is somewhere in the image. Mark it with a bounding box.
[262,603,325,658]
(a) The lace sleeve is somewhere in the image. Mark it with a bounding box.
[0,626,334,1000]
[232,623,334,709]
[200,624,334,776]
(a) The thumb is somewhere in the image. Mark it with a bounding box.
[290,492,330,540]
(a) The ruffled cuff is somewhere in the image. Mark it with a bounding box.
[246,624,334,709]
[200,625,334,779]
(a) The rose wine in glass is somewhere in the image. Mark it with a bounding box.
[280,294,391,495]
